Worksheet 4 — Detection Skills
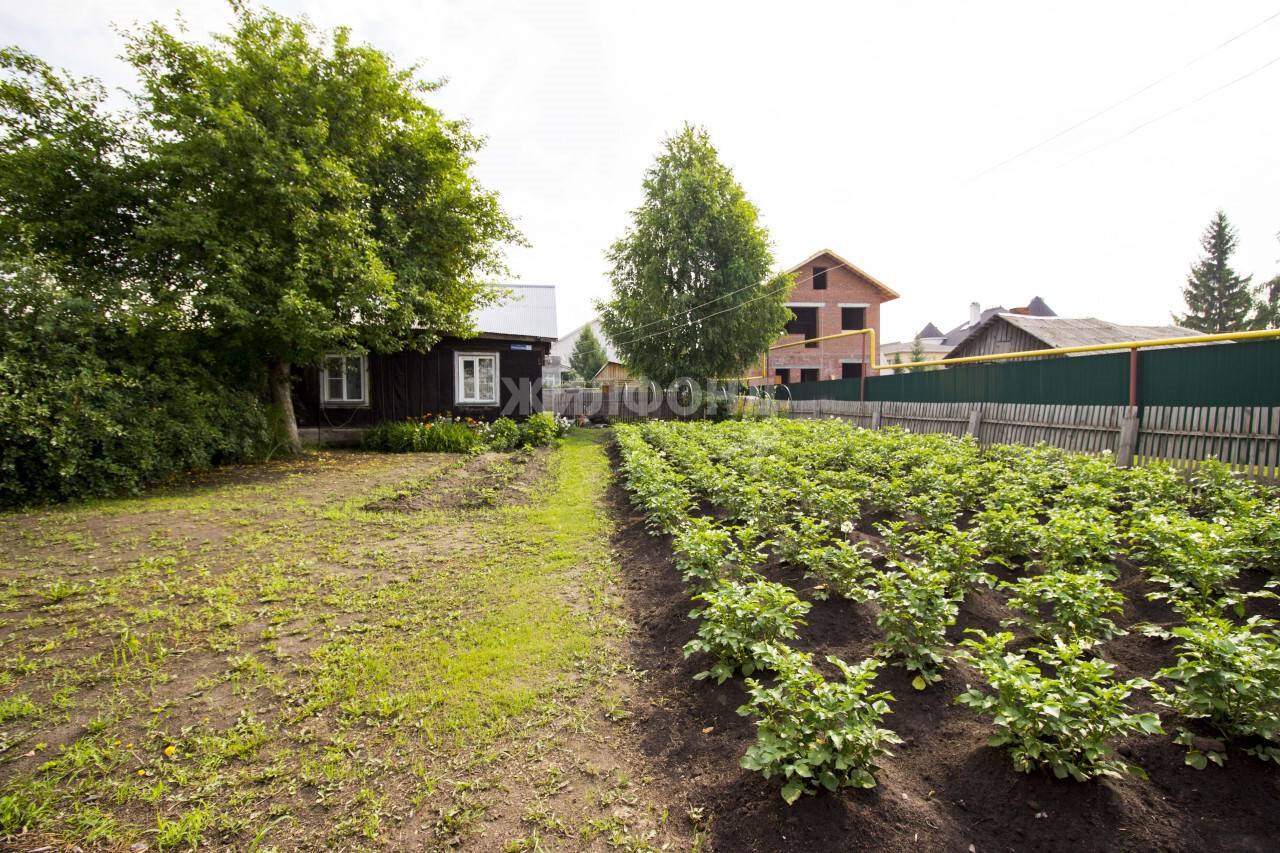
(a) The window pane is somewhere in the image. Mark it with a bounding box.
[478,357,495,401]
[345,357,363,401]
[326,357,344,400]
[462,357,476,399]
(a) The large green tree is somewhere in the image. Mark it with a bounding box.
[1177,210,1253,333]
[123,8,519,449]
[599,125,791,385]
[569,325,608,383]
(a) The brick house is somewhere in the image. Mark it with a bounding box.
[769,249,899,383]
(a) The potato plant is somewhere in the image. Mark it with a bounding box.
[738,645,901,804]
[956,631,1163,781]
[874,563,960,689]
[1001,569,1126,642]
[1149,615,1280,767]
[684,580,810,683]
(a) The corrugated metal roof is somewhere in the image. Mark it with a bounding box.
[996,315,1199,349]
[472,284,558,340]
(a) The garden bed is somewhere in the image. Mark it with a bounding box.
[609,419,1280,852]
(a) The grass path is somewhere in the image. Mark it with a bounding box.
[0,431,690,851]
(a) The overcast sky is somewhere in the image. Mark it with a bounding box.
[5,0,1278,342]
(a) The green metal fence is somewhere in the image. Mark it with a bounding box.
[776,339,1280,407]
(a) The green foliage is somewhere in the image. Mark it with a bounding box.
[1036,506,1116,572]
[738,647,901,803]
[956,632,1162,781]
[0,262,273,505]
[484,417,521,452]
[362,419,480,454]
[599,124,792,384]
[517,412,561,448]
[1177,210,1254,333]
[874,563,960,688]
[1002,570,1126,642]
[684,580,810,683]
[776,517,875,601]
[568,326,608,384]
[1149,615,1280,767]
[672,516,759,588]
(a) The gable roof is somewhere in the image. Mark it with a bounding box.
[946,314,1201,359]
[785,249,900,301]
[917,322,944,339]
[472,284,558,340]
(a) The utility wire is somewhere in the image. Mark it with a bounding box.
[608,261,847,347]
[970,7,1280,181]
[1061,50,1280,165]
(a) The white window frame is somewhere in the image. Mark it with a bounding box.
[321,353,369,406]
[455,351,501,406]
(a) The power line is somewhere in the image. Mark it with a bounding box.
[608,261,846,348]
[1061,50,1280,165]
[970,7,1280,181]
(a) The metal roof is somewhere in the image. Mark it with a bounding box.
[472,284,558,340]
[946,314,1202,359]
[551,317,620,363]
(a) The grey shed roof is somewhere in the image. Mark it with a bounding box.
[946,314,1202,359]
[472,284,558,340]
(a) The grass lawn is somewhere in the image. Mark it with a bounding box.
[0,431,694,851]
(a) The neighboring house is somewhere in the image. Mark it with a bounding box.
[881,297,1056,370]
[770,249,899,384]
[294,284,557,435]
[546,318,621,387]
[945,314,1198,361]
[879,322,949,371]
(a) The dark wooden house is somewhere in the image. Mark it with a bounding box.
[295,284,557,439]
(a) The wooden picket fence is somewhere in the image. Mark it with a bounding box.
[548,389,1280,481]
[780,399,1280,482]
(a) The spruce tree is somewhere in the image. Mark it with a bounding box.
[1177,211,1253,333]
[569,325,608,383]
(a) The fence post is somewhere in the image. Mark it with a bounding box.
[870,401,883,430]
[1117,405,1140,467]
[967,405,984,440]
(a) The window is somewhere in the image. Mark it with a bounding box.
[785,306,819,348]
[775,368,790,385]
[322,354,368,405]
[841,306,866,331]
[812,266,828,290]
[456,352,500,405]
[842,362,863,380]
[800,368,819,384]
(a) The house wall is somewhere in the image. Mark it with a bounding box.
[294,336,550,427]
[945,318,1047,360]
[770,253,887,381]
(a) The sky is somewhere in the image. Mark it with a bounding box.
[4,0,1279,342]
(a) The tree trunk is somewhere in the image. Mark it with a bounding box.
[269,359,302,454]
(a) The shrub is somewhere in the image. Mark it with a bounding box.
[1001,570,1126,642]
[684,579,810,683]
[517,411,559,448]
[1149,614,1280,767]
[956,631,1162,781]
[485,416,521,451]
[738,646,901,804]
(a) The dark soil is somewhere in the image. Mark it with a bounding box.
[607,471,1280,852]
